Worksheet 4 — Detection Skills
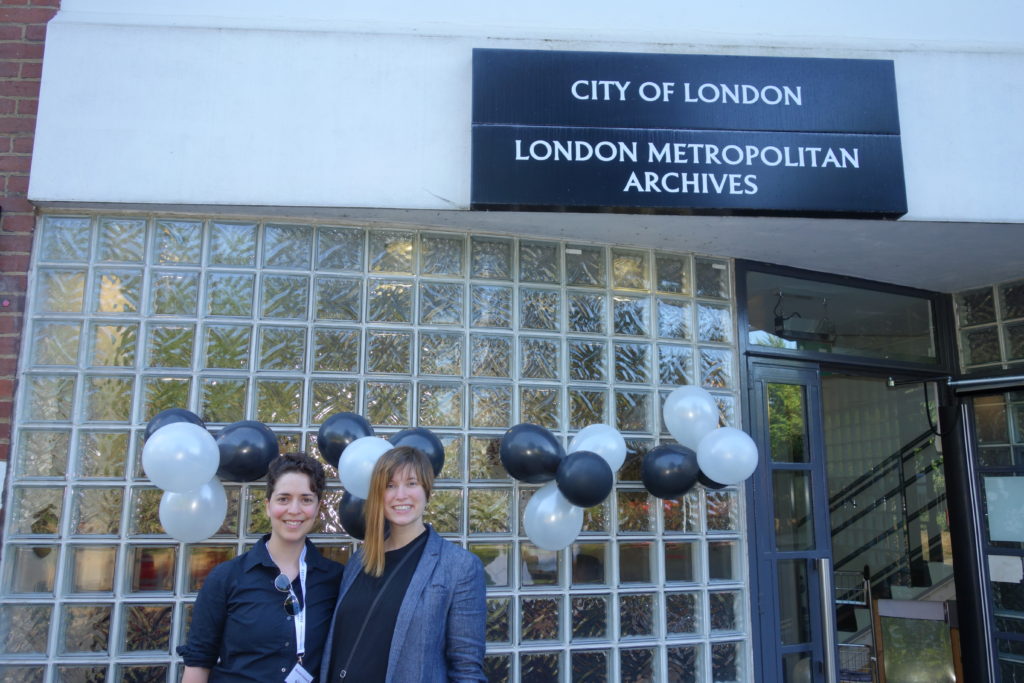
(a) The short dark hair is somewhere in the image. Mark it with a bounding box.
[266,452,326,500]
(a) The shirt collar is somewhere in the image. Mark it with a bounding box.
[242,534,331,572]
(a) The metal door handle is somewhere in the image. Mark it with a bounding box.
[818,557,838,683]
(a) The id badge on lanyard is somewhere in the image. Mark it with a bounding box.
[284,548,312,683]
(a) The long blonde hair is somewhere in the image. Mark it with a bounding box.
[362,446,434,577]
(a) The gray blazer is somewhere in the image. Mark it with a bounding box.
[320,526,487,682]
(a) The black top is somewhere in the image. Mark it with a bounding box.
[327,529,428,681]
[177,535,344,682]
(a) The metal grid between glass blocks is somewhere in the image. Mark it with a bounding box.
[1,214,748,682]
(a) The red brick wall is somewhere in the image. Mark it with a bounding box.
[0,0,61,466]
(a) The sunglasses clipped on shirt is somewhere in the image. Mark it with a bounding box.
[274,573,302,616]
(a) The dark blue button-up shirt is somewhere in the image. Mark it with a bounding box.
[178,535,344,681]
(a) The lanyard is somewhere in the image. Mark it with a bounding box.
[294,546,308,663]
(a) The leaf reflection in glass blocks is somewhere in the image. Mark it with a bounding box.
[470,543,511,588]
[128,489,164,536]
[418,383,463,428]
[84,376,133,422]
[142,377,191,421]
[567,291,606,335]
[957,286,997,326]
[666,592,701,635]
[484,654,510,682]
[147,324,194,368]
[421,233,465,277]
[698,302,734,343]
[247,489,272,535]
[583,502,608,533]
[311,380,358,423]
[519,240,561,284]
[117,663,169,682]
[620,648,655,681]
[656,253,690,294]
[712,641,743,682]
[470,285,512,328]
[1007,322,1024,361]
[618,490,653,533]
[150,271,198,316]
[153,219,202,264]
[614,342,651,384]
[0,603,52,654]
[700,347,734,389]
[255,379,303,424]
[617,439,651,482]
[206,272,254,317]
[98,217,146,263]
[424,489,462,533]
[521,337,560,380]
[566,244,605,287]
[122,603,172,652]
[210,222,257,266]
[56,665,108,683]
[520,387,561,430]
[470,385,512,429]
[668,644,701,683]
[619,593,654,636]
[695,257,730,299]
[468,488,511,534]
[521,652,560,681]
[568,340,606,382]
[620,542,653,583]
[261,274,310,320]
[94,269,142,314]
[470,334,512,378]
[90,323,137,367]
[658,345,694,387]
[664,489,701,533]
[365,382,411,426]
[61,604,111,653]
[200,378,248,424]
[521,596,561,641]
[369,230,414,274]
[263,223,312,269]
[962,326,1002,367]
[999,280,1024,320]
[420,282,464,325]
[40,215,92,261]
[437,435,464,480]
[658,297,692,340]
[707,489,738,531]
[72,487,123,535]
[257,326,306,371]
[317,226,365,271]
[568,389,606,430]
[315,277,362,321]
[613,295,649,336]
[572,650,608,681]
[611,248,649,291]
[33,321,81,366]
[419,332,463,376]
[485,597,511,642]
[203,325,250,370]
[710,591,742,632]
[313,328,359,373]
[367,280,413,323]
[615,390,651,434]
[520,288,560,331]
[367,330,412,374]
[18,429,69,478]
[471,236,512,280]
[571,595,608,640]
[665,541,698,582]
[468,437,506,480]
[37,268,86,313]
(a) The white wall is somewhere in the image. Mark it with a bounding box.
[30,0,1024,224]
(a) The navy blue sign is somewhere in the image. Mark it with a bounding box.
[471,48,906,217]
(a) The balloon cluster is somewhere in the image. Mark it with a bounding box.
[500,423,626,551]
[318,412,445,540]
[142,409,281,543]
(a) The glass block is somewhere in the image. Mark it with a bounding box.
[568,388,606,430]
[957,286,997,326]
[97,217,146,262]
[667,592,701,635]
[72,487,123,535]
[200,378,248,424]
[470,385,512,429]
[56,666,109,683]
[568,339,606,382]
[94,268,143,314]
[668,644,702,683]
[470,334,512,378]
[1001,280,1024,320]
[421,233,465,276]
[117,664,169,682]
[565,292,607,335]
[0,666,45,682]
[618,490,654,533]
[709,540,739,581]
[710,591,742,632]
[572,650,608,681]
[366,330,412,374]
[571,543,607,586]
[317,225,364,271]
[141,377,191,421]
[698,302,734,343]
[10,487,68,541]
[313,327,359,373]
[467,488,511,533]
[485,597,511,642]
[707,489,739,531]
[90,323,138,367]
[247,488,272,535]
[618,439,652,482]
[656,252,691,294]
[263,223,312,268]
[521,288,561,331]
[470,236,513,280]
[438,435,464,480]
[150,271,199,316]
[203,324,250,369]
[418,383,463,427]
[17,429,70,477]
[364,381,411,426]
[4,545,58,593]
[146,323,195,368]
[257,325,306,371]
[621,648,655,681]
[205,272,254,317]
[32,321,81,365]
[255,379,302,424]
[128,546,177,592]
[620,541,654,583]
[615,390,651,433]
[613,295,650,336]
[700,347,734,389]
[665,541,699,582]
[210,222,257,265]
[521,543,560,586]
[1008,322,1024,361]
[0,603,52,654]
[659,344,694,386]
[571,595,608,640]
[187,546,237,593]
[419,331,463,376]
[695,257,730,299]
[470,285,512,328]
[615,342,652,384]
[470,543,511,587]
[962,326,1002,367]
[484,655,510,681]
[128,488,163,536]
[40,215,92,261]
[369,230,414,274]
[260,274,310,319]
[424,489,463,534]
[311,380,358,422]
[468,437,506,480]
[521,596,561,641]
[315,276,362,321]
[153,219,202,264]
[84,375,133,422]
[68,545,117,592]
[61,603,111,653]
[367,279,413,323]
[664,489,701,533]
[565,244,605,287]
[521,337,561,380]
[519,240,561,284]
[612,248,650,290]
[419,282,464,326]
[520,386,561,430]
[583,500,608,533]
[619,593,654,636]
[121,603,172,652]
[36,268,86,312]
[521,652,560,681]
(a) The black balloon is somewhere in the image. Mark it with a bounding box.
[145,408,205,442]
[216,421,280,482]
[338,490,368,540]
[317,412,374,467]
[499,423,565,483]
[389,427,445,475]
[556,450,614,508]
[698,470,728,490]
[641,444,701,499]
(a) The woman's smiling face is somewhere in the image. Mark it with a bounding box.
[383,465,427,529]
[266,471,319,544]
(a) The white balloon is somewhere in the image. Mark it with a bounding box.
[663,386,719,450]
[523,482,583,551]
[338,435,392,499]
[159,479,228,543]
[697,427,759,485]
[568,424,627,472]
[142,422,220,493]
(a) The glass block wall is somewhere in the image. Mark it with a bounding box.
[1,213,747,682]
[955,278,1024,372]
